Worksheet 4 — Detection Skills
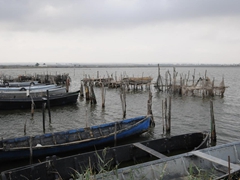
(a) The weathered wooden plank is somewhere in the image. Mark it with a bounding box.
[191,151,240,172]
[133,143,167,159]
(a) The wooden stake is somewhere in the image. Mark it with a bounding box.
[162,100,164,133]
[90,82,97,104]
[80,82,84,97]
[210,100,216,143]
[101,82,105,108]
[46,90,51,124]
[167,96,171,133]
[85,84,90,101]
[66,76,70,92]
[165,98,168,131]
[147,90,153,116]
[42,99,46,133]
[31,99,34,120]
[120,86,126,118]
[192,69,195,86]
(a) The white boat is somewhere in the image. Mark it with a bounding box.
[0,81,39,87]
[0,86,67,98]
[0,84,58,92]
[96,141,240,180]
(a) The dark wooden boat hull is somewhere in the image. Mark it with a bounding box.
[0,132,209,180]
[0,116,153,163]
[0,90,80,110]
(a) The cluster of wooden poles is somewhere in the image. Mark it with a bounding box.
[81,71,152,91]
[155,65,227,98]
[79,80,153,119]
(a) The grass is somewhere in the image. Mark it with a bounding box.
[71,148,119,180]
[67,150,232,180]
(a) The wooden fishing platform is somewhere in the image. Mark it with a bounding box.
[81,76,153,90]
[154,65,228,97]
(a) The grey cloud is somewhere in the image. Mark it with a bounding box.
[0,0,240,32]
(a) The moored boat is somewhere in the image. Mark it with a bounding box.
[0,84,58,92]
[0,81,39,87]
[0,131,209,180]
[96,141,240,180]
[0,86,66,98]
[0,90,80,110]
[0,115,154,163]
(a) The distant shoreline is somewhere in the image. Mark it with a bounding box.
[0,64,239,69]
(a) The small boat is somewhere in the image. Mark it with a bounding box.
[0,132,209,180]
[0,81,39,87]
[0,115,154,163]
[0,90,80,110]
[95,141,240,180]
[0,84,58,91]
[0,86,67,98]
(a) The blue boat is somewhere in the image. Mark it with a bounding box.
[0,132,209,180]
[0,115,154,162]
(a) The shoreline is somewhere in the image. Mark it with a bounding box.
[1,64,240,69]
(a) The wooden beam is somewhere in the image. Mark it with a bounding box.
[133,143,167,159]
[191,151,240,172]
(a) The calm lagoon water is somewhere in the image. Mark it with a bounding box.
[0,66,240,146]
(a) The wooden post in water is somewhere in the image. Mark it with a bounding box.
[210,100,216,143]
[192,69,195,86]
[167,70,172,92]
[162,100,164,132]
[66,76,70,92]
[165,98,169,131]
[85,83,90,101]
[31,99,34,120]
[42,98,46,133]
[101,82,105,108]
[173,67,176,94]
[80,82,84,98]
[90,82,97,104]
[46,90,51,124]
[147,90,153,116]
[220,76,225,98]
[167,96,171,133]
[179,75,183,95]
[120,85,126,119]
[165,71,168,91]
[156,64,160,90]
[24,119,27,135]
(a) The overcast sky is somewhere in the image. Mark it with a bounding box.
[0,0,239,65]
